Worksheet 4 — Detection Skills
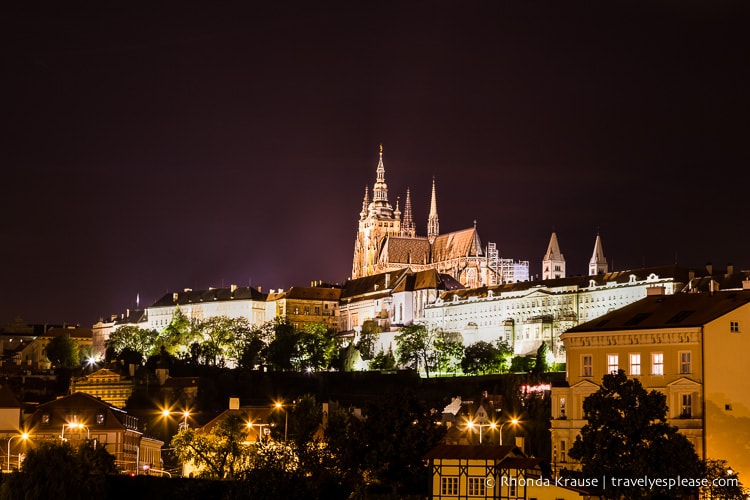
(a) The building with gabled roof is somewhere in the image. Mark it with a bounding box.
[550,290,750,480]
[270,284,342,331]
[26,392,163,475]
[338,268,463,357]
[351,146,528,287]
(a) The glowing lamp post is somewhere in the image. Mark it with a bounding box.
[274,402,288,442]
[499,418,519,446]
[247,419,270,443]
[7,433,28,471]
[465,420,497,444]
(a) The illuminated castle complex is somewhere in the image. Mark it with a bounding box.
[351,146,529,287]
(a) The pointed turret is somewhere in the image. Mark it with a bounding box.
[359,185,370,220]
[589,232,608,275]
[373,144,388,203]
[542,231,566,280]
[400,187,416,237]
[427,177,439,243]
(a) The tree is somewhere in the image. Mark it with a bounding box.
[369,347,396,370]
[0,440,116,500]
[395,323,436,377]
[434,331,464,374]
[532,341,552,375]
[44,333,81,369]
[700,459,746,500]
[295,322,336,371]
[104,325,159,363]
[266,319,300,371]
[356,320,381,361]
[567,370,702,499]
[172,413,254,479]
[461,341,503,375]
[190,316,253,367]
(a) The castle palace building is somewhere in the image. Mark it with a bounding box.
[351,146,529,287]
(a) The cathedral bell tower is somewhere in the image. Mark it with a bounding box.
[351,145,401,279]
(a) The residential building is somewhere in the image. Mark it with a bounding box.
[423,444,586,500]
[269,284,341,331]
[550,289,750,479]
[16,326,93,370]
[146,285,268,331]
[25,392,163,475]
[351,145,529,286]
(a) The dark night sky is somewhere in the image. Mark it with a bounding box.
[2,1,748,325]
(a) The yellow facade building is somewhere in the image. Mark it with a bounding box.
[550,288,750,479]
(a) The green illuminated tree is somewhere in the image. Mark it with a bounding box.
[171,413,254,479]
[395,323,436,377]
[461,341,505,375]
[567,370,702,499]
[104,325,159,363]
[356,320,381,360]
[44,333,81,370]
[295,322,336,371]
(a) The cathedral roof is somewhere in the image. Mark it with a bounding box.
[431,227,483,262]
[381,237,431,265]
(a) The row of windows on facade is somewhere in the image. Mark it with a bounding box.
[440,476,517,497]
[580,351,693,378]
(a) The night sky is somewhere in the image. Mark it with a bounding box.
[2,1,748,325]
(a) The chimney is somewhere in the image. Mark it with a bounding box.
[688,270,695,281]
[229,397,240,410]
[742,278,750,290]
[385,273,390,288]
[257,285,262,292]
[727,263,734,275]
[173,292,179,302]
[706,262,713,275]
[230,284,237,293]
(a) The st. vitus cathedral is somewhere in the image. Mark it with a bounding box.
[351,145,529,288]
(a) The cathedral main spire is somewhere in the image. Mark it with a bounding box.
[373,144,388,203]
[427,177,439,243]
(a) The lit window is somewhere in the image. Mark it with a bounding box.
[730,321,740,333]
[607,354,618,373]
[559,397,566,418]
[468,476,485,496]
[560,440,567,462]
[629,353,641,376]
[681,394,692,417]
[652,353,664,376]
[41,413,50,424]
[680,351,692,374]
[441,476,459,496]
[582,355,593,377]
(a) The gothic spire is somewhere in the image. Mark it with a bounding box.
[360,185,369,219]
[589,231,608,276]
[401,187,416,237]
[427,176,439,243]
[373,144,388,203]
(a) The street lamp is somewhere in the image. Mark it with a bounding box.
[6,433,28,471]
[274,402,288,442]
[180,410,190,431]
[246,419,270,443]
[499,418,519,446]
[61,422,90,441]
[465,420,497,444]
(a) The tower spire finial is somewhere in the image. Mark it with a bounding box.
[427,176,439,243]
